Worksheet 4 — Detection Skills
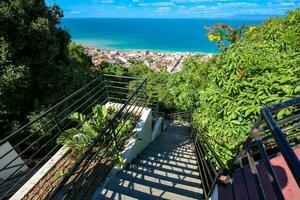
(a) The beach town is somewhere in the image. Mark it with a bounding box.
[85,48,214,73]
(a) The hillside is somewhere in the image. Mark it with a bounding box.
[168,8,300,164]
[110,7,300,165]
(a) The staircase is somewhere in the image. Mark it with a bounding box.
[94,123,203,200]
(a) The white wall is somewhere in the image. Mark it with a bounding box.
[12,102,153,200]
[0,142,28,180]
[151,118,162,142]
[92,104,153,200]
[121,108,152,165]
[105,102,153,165]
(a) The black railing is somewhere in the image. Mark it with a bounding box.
[155,98,300,200]
[168,111,227,199]
[167,111,191,123]
[192,128,228,199]
[0,74,147,200]
[234,97,300,199]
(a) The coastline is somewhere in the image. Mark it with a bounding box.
[77,41,219,55]
[62,18,263,55]
[85,46,215,73]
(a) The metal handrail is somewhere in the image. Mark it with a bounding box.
[0,76,104,145]
[49,78,147,199]
[192,127,228,199]
[262,106,300,186]
[233,97,300,199]
[0,74,147,199]
[168,111,227,199]
[160,99,300,199]
[167,111,191,123]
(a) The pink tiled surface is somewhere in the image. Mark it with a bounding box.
[218,146,300,200]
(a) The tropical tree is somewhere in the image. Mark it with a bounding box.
[0,1,94,137]
[205,24,244,51]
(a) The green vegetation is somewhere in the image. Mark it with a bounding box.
[1,1,299,167]
[0,1,94,137]
[56,105,115,155]
[57,104,134,167]
[101,8,300,165]
[205,24,244,51]
[190,9,300,164]
[171,8,300,164]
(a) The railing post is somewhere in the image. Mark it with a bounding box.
[246,146,266,200]
[111,121,120,151]
[262,108,300,187]
[51,111,62,133]
[256,140,285,200]
[104,75,110,102]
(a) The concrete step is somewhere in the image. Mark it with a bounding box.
[156,134,191,141]
[125,163,201,187]
[151,141,194,150]
[160,135,191,141]
[102,176,202,199]
[165,125,191,133]
[152,141,193,149]
[137,154,198,170]
[115,170,202,199]
[146,145,196,157]
[151,139,193,146]
[143,148,196,160]
[137,156,198,171]
[141,150,197,164]
[131,159,200,178]
[152,136,192,144]
[99,177,164,200]
[147,143,195,153]
[94,124,203,200]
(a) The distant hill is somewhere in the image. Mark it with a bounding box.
[226,14,282,20]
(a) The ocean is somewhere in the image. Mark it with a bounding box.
[61,18,263,53]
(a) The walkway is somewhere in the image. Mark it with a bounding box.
[95,124,203,199]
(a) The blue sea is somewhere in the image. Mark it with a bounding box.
[61,18,263,53]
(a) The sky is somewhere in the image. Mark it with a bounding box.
[46,0,300,19]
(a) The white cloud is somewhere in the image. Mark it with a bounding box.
[155,6,172,15]
[217,2,258,7]
[139,1,175,7]
[195,5,208,9]
[100,0,114,3]
[276,2,295,7]
[173,0,230,2]
[116,6,126,10]
[177,5,186,9]
[154,2,175,6]
[69,10,81,14]
[139,3,148,6]
[157,6,171,11]
[189,5,218,11]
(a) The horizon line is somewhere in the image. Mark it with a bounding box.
[62,16,273,20]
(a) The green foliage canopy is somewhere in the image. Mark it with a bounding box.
[0,1,94,136]
[179,8,300,164]
[115,8,300,165]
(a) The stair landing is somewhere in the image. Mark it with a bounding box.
[218,146,300,200]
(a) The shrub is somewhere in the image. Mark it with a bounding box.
[57,104,135,167]
[57,105,115,155]
[191,8,300,165]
